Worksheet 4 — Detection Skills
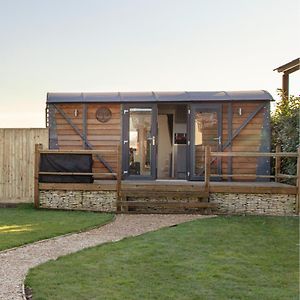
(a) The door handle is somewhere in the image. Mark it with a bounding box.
[147,136,156,145]
[213,137,221,145]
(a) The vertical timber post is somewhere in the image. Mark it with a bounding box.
[116,144,122,212]
[204,145,211,192]
[275,144,281,182]
[82,103,88,149]
[227,102,233,181]
[296,147,300,215]
[282,73,289,99]
[48,104,59,149]
[34,143,43,208]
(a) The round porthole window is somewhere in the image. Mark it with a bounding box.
[96,107,112,123]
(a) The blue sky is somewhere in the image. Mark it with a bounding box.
[0,0,299,127]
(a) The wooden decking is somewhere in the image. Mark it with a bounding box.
[39,180,297,195]
[35,146,300,213]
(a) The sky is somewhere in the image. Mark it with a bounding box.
[0,0,299,128]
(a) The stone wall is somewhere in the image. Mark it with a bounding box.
[39,190,296,216]
[39,190,117,212]
[210,193,296,216]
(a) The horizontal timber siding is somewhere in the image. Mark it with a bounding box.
[52,100,268,181]
[221,101,265,180]
[54,103,121,177]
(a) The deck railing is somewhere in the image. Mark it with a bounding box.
[204,145,300,213]
[34,144,300,214]
[34,144,122,209]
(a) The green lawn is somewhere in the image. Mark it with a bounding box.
[26,216,299,300]
[0,204,113,251]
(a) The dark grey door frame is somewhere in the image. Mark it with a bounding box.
[188,103,222,181]
[122,103,158,180]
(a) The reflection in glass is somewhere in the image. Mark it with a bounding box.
[194,112,218,176]
[129,108,152,176]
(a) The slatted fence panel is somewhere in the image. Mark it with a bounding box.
[0,128,49,203]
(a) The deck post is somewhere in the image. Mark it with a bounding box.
[275,144,281,182]
[116,144,122,212]
[204,146,211,192]
[296,147,300,214]
[34,143,43,209]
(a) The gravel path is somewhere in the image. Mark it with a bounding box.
[0,214,212,300]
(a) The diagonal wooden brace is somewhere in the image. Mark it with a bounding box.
[200,102,267,175]
[53,104,115,174]
[221,102,266,151]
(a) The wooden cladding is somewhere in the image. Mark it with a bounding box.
[50,100,269,180]
[53,103,121,177]
[221,101,267,179]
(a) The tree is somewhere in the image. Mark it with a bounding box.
[271,90,300,180]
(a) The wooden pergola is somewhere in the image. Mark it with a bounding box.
[274,58,300,98]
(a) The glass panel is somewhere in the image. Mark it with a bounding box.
[194,111,218,176]
[129,108,152,176]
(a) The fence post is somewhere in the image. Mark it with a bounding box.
[275,144,281,182]
[296,147,300,214]
[204,145,211,192]
[34,143,43,209]
[116,144,122,212]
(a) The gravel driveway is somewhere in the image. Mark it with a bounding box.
[0,214,213,300]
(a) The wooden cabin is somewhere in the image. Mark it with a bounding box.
[46,91,273,182]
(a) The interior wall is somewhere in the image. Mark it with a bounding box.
[173,106,187,179]
[157,115,172,178]
[157,104,187,179]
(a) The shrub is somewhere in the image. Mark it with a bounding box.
[271,90,300,181]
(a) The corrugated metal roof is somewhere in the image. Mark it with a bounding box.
[47,90,273,103]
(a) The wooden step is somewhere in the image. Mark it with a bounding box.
[121,184,205,192]
[118,200,216,214]
[121,190,209,198]
[118,189,212,214]
[119,201,216,208]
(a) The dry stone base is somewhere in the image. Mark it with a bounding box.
[210,193,296,216]
[39,190,296,216]
[40,190,116,212]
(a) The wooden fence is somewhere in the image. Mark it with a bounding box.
[0,128,49,203]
